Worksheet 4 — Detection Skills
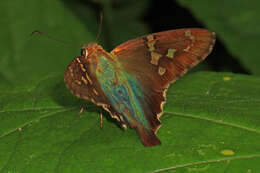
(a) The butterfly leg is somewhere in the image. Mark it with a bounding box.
[100,113,103,129]
[118,114,127,129]
[78,107,84,115]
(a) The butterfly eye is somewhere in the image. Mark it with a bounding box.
[81,49,88,58]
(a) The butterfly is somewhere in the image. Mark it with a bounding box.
[64,28,216,146]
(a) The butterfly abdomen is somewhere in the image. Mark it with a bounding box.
[95,58,162,145]
[137,125,161,146]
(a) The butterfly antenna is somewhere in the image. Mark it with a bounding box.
[95,11,103,42]
[30,30,82,47]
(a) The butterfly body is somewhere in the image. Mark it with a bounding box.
[64,29,216,146]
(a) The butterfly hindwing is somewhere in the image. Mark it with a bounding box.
[111,28,216,145]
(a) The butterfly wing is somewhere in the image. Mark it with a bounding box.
[111,28,216,145]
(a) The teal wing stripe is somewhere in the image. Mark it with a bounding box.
[96,56,149,127]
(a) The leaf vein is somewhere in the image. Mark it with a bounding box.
[166,112,260,134]
[149,154,260,173]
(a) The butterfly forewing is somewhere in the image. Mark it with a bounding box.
[112,29,215,87]
[110,28,215,145]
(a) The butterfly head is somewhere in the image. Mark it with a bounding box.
[64,42,103,100]
[81,42,101,59]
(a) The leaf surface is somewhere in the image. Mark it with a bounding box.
[0,72,259,173]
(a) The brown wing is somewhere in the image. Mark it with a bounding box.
[111,28,216,138]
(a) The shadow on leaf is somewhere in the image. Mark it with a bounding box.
[50,76,120,128]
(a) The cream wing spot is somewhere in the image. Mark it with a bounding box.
[183,45,191,52]
[69,66,73,73]
[146,35,156,52]
[80,64,86,72]
[150,52,162,65]
[85,72,93,85]
[145,34,164,66]
[147,34,154,42]
[166,48,176,58]
[111,114,121,122]
[185,30,195,42]
[75,80,81,85]
[76,58,81,63]
[148,41,156,51]
[158,66,166,76]
[68,67,74,77]
[93,88,99,96]
[81,76,88,84]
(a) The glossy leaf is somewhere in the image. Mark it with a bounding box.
[0,0,95,85]
[0,0,148,85]
[0,72,259,172]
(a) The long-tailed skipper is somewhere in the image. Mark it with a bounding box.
[64,28,216,146]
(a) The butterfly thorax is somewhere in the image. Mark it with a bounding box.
[64,42,115,105]
[81,42,99,58]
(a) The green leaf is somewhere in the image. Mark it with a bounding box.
[177,0,260,75]
[0,72,259,172]
[68,0,149,49]
[0,0,95,85]
[1,0,259,172]
[100,0,149,49]
[0,0,148,86]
